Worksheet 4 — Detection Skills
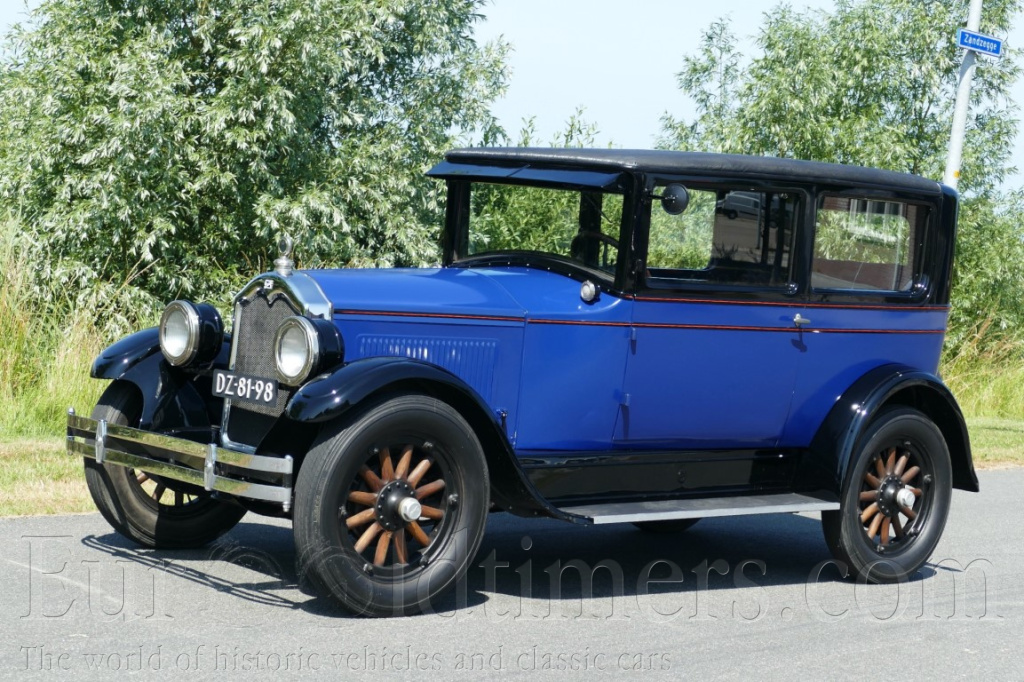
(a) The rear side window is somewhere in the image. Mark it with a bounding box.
[813,197,927,292]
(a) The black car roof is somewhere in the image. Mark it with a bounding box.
[436,147,944,195]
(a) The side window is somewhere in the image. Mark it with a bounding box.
[646,187,797,288]
[813,197,925,292]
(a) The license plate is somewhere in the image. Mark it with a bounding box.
[213,370,278,405]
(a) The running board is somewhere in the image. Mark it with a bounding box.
[558,492,839,525]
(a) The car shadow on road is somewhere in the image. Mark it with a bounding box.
[77,511,945,619]
[470,512,834,596]
[81,523,303,611]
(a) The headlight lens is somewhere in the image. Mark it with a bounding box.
[159,300,223,367]
[274,317,319,386]
[273,316,344,386]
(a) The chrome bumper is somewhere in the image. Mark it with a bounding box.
[66,410,293,512]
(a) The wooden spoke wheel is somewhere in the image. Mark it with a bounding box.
[83,384,246,549]
[822,407,952,583]
[131,469,203,509]
[295,394,489,617]
[856,445,926,550]
[342,443,452,573]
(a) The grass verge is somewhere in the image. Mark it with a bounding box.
[0,439,95,516]
[966,418,1024,468]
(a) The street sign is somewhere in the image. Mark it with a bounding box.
[957,28,1003,58]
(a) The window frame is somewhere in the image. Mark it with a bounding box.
[444,173,637,293]
[810,191,932,300]
[635,175,807,298]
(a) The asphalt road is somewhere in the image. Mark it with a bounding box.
[2,469,1021,680]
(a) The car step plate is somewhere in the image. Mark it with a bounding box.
[559,493,840,525]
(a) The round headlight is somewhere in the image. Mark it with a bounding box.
[274,317,319,386]
[160,301,200,366]
[159,300,223,367]
[273,316,344,386]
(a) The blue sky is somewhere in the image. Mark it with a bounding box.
[473,0,1024,186]
[2,0,1022,185]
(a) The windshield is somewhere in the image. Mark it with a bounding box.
[460,181,626,276]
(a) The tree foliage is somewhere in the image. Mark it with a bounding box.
[661,0,1024,351]
[468,109,616,258]
[0,0,507,312]
[663,0,1020,195]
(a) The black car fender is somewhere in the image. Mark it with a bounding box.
[800,363,978,495]
[91,327,227,435]
[287,356,579,521]
[91,327,162,380]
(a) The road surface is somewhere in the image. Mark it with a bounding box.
[2,469,1020,679]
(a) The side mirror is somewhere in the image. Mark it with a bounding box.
[659,184,690,215]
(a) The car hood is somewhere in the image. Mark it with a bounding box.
[306,267,529,320]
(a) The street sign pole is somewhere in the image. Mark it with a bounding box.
[943,0,985,189]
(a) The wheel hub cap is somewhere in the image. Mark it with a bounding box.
[375,480,417,532]
[896,487,916,510]
[877,476,903,516]
[398,497,422,523]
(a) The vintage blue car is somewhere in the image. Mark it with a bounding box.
[67,148,978,616]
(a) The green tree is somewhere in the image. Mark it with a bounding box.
[470,109,613,256]
[661,0,1024,350]
[663,0,1020,193]
[0,0,507,314]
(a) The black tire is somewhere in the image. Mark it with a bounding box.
[633,518,700,533]
[822,407,952,583]
[294,393,489,617]
[83,382,247,548]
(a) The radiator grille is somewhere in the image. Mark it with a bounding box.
[225,294,299,447]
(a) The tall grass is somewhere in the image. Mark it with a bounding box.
[0,219,105,438]
[941,317,1024,420]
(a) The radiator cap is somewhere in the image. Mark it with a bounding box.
[274,234,294,277]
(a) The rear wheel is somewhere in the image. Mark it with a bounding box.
[822,407,952,583]
[294,393,488,617]
[83,383,246,548]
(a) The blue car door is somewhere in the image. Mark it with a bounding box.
[617,183,806,449]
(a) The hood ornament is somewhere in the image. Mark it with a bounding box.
[274,235,294,277]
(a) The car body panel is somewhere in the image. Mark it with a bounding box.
[799,364,977,494]
[783,305,950,447]
[312,266,634,451]
[78,148,976,528]
[91,327,162,380]
[485,267,633,450]
[620,297,801,448]
[312,267,527,320]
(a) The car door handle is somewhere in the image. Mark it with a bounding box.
[793,314,811,327]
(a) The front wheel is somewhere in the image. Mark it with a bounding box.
[294,394,489,617]
[83,383,247,548]
[822,407,952,583]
